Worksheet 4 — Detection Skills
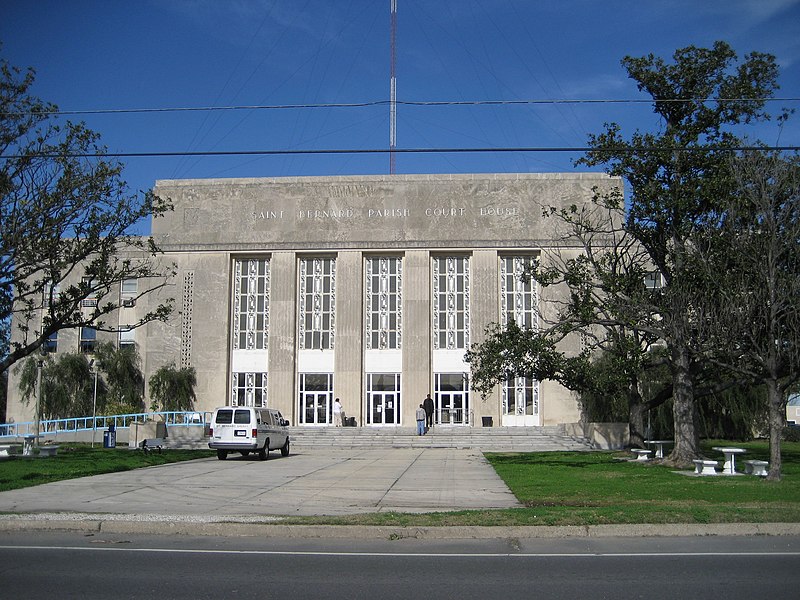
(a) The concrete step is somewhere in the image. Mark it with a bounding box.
[162,425,594,452]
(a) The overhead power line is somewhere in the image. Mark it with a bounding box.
[2,145,798,160]
[3,97,798,117]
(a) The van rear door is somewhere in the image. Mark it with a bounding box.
[212,408,253,444]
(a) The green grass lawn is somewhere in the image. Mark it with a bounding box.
[0,446,215,493]
[478,440,800,526]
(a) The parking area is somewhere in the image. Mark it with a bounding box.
[0,448,521,517]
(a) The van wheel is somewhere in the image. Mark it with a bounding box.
[281,439,290,457]
[216,449,228,460]
[258,440,269,461]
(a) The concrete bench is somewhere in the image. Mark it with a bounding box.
[631,448,653,461]
[693,459,718,475]
[0,444,22,458]
[38,445,59,457]
[139,438,165,453]
[744,459,768,477]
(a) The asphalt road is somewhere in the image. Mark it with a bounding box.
[2,531,799,600]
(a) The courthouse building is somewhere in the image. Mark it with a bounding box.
[6,172,620,429]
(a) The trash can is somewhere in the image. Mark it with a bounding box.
[103,429,117,448]
[481,416,493,427]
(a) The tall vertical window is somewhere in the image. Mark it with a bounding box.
[80,327,97,353]
[501,256,538,329]
[501,256,540,424]
[43,331,58,353]
[232,372,268,407]
[233,259,270,350]
[503,376,539,417]
[81,277,99,307]
[119,326,135,346]
[433,256,470,350]
[299,257,336,350]
[121,278,137,307]
[365,257,402,350]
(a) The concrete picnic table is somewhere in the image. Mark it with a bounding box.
[644,439,673,459]
[21,434,38,456]
[712,446,746,475]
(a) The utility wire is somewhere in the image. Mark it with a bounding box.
[2,145,798,160]
[4,97,798,117]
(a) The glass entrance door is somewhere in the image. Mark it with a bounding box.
[302,392,330,425]
[366,373,401,426]
[435,373,469,425]
[299,373,333,425]
[369,392,398,425]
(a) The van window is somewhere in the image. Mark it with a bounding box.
[215,409,234,424]
[234,409,252,424]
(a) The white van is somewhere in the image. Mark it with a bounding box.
[208,407,290,460]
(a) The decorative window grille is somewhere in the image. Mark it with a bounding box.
[365,257,402,350]
[231,372,267,407]
[181,271,194,368]
[233,259,270,351]
[432,256,470,350]
[500,256,539,330]
[299,257,336,350]
[503,376,539,416]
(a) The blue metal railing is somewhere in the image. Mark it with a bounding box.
[0,411,207,438]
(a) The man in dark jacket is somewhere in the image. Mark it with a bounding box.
[422,393,434,430]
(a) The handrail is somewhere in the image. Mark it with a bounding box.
[0,410,207,438]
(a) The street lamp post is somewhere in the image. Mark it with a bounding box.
[34,359,44,448]
[90,360,98,448]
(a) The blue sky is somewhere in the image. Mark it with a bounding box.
[2,0,799,209]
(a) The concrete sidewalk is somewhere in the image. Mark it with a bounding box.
[0,448,521,518]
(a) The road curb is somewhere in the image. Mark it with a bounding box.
[1,515,799,539]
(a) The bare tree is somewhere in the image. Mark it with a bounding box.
[694,151,800,479]
[1,57,175,374]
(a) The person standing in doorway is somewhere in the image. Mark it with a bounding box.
[416,404,426,436]
[423,393,434,431]
[333,398,343,427]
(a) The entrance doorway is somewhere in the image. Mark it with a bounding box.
[366,373,401,425]
[299,373,333,425]
[435,373,469,425]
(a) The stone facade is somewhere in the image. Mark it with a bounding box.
[6,172,621,429]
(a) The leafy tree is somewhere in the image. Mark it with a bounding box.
[93,341,145,414]
[148,363,197,412]
[576,41,781,465]
[1,55,175,374]
[17,352,101,421]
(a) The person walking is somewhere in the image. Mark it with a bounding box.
[416,404,426,436]
[333,398,343,427]
[422,393,434,430]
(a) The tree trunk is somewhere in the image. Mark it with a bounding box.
[668,343,700,467]
[766,378,784,481]
[628,377,646,448]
